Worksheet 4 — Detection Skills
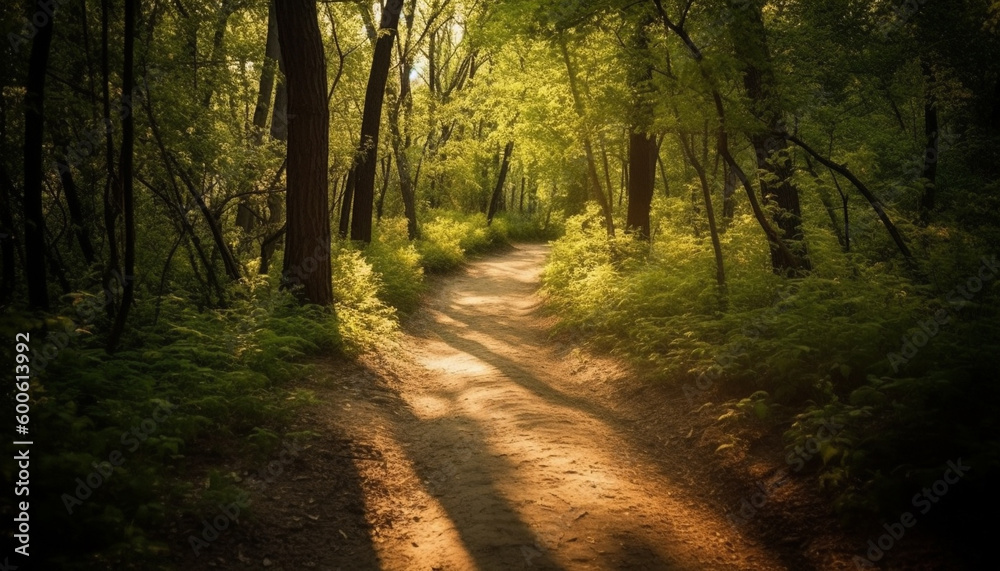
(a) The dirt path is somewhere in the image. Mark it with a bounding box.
[182,243,956,570]
[355,243,788,570]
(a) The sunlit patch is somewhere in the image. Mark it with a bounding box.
[409,393,453,419]
[453,295,503,306]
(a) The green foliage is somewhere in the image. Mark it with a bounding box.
[492,211,563,242]
[330,241,399,353]
[366,218,426,314]
[3,279,341,568]
[544,200,1000,521]
[416,210,510,272]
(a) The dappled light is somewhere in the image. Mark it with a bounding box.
[2,0,996,568]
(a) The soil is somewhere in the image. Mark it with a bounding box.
[177,243,962,571]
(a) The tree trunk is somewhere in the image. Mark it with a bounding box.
[519,175,525,212]
[270,44,288,141]
[102,0,120,310]
[276,0,333,305]
[721,162,736,225]
[339,166,355,238]
[252,0,280,136]
[559,38,614,237]
[376,155,392,222]
[626,131,656,239]
[351,0,406,243]
[681,134,725,288]
[0,164,17,305]
[107,0,136,352]
[23,0,56,310]
[55,156,97,265]
[728,0,810,274]
[388,91,419,238]
[920,60,938,219]
[488,141,515,225]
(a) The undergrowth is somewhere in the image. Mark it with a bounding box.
[543,203,1000,523]
[0,209,553,568]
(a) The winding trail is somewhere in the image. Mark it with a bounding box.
[188,243,916,570]
[345,244,787,570]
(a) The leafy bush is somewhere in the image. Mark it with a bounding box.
[416,210,509,272]
[330,241,399,353]
[366,217,426,314]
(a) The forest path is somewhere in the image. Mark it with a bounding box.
[190,243,887,570]
[314,243,796,570]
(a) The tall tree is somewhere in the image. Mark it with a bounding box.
[107,0,137,351]
[23,0,56,310]
[559,37,614,237]
[727,0,810,274]
[351,0,407,243]
[625,12,656,239]
[276,0,333,304]
[487,141,515,224]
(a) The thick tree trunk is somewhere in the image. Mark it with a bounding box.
[276,0,333,305]
[626,131,656,239]
[351,0,406,243]
[625,12,656,238]
[24,1,56,310]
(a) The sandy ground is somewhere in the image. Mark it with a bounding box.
[179,243,959,571]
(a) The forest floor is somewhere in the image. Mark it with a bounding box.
[178,243,960,571]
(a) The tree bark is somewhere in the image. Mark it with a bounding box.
[919,60,938,219]
[627,131,656,239]
[102,0,120,308]
[276,0,333,305]
[488,141,515,225]
[351,0,407,243]
[728,0,809,273]
[107,0,136,352]
[23,0,56,310]
[252,0,280,136]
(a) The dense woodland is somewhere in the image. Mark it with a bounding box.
[2,0,1000,568]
